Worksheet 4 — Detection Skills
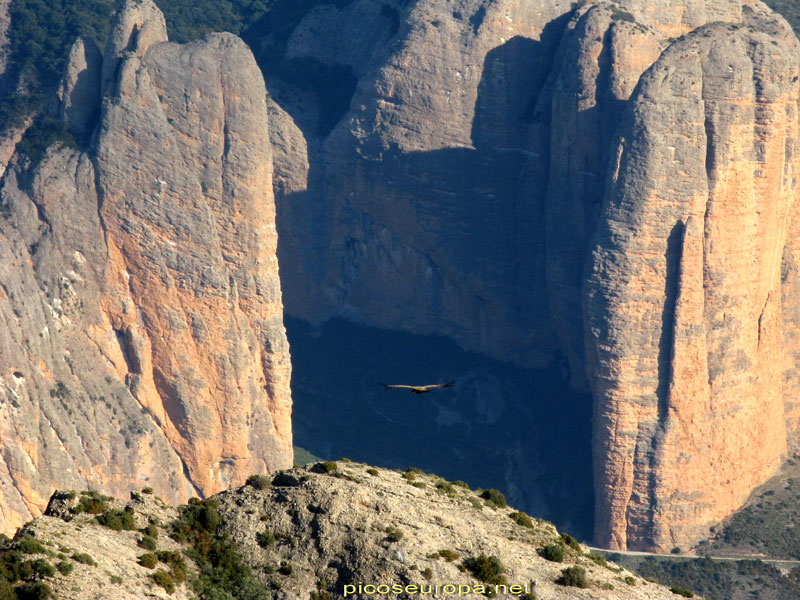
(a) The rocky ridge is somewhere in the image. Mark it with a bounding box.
[0,0,292,534]
[7,462,695,599]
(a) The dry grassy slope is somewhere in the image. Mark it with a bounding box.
[15,462,697,599]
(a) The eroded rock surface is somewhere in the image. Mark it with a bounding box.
[261,0,800,551]
[0,0,292,534]
[13,465,691,599]
[585,6,800,550]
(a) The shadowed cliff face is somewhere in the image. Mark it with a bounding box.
[0,0,292,534]
[287,316,595,540]
[262,0,800,551]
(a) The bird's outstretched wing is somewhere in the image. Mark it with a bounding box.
[381,381,454,393]
[419,381,454,391]
[381,383,417,390]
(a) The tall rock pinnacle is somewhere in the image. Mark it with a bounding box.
[0,0,292,534]
[585,5,800,550]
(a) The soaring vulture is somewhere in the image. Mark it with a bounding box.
[380,382,454,394]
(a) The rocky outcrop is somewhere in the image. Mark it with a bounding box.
[266,0,571,369]
[265,0,754,372]
[260,0,800,552]
[10,466,688,599]
[55,37,102,138]
[0,0,292,535]
[545,4,664,390]
[585,6,800,551]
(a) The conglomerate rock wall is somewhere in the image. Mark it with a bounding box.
[264,0,800,550]
[2,0,800,551]
[0,0,292,534]
[586,7,800,550]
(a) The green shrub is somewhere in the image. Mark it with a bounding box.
[366,468,379,476]
[436,481,456,495]
[479,489,506,508]
[95,507,136,531]
[271,471,301,487]
[422,567,433,580]
[142,487,154,494]
[406,467,424,475]
[71,491,108,515]
[509,512,534,528]
[385,527,403,542]
[18,535,46,555]
[189,499,220,533]
[138,536,157,551]
[71,553,95,566]
[0,578,14,600]
[315,461,338,474]
[156,550,186,583]
[278,562,293,576]
[437,549,459,562]
[18,560,35,581]
[15,116,77,164]
[463,554,505,585]
[109,574,123,584]
[540,543,564,562]
[246,474,271,490]
[56,560,73,575]
[560,533,581,551]
[256,530,275,548]
[624,575,636,585]
[151,568,175,593]
[143,524,159,538]
[138,554,157,569]
[31,559,55,578]
[467,497,483,510]
[557,566,589,588]
[14,582,52,600]
[670,586,694,598]
[587,552,607,567]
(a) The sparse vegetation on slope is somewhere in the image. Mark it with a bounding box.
[5,464,685,599]
[171,497,270,599]
[693,454,800,561]
[610,554,800,600]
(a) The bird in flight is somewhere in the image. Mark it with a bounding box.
[381,381,454,394]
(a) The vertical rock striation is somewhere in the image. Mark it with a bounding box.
[585,6,800,550]
[0,0,292,534]
[262,0,800,550]
[545,4,663,389]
